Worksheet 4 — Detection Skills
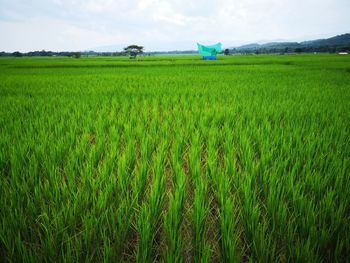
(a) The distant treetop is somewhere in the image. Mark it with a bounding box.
[123,45,144,58]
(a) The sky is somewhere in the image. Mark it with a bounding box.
[0,0,349,52]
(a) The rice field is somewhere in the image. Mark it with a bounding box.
[0,54,349,262]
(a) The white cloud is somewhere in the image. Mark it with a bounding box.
[0,0,349,51]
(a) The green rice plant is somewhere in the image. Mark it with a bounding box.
[189,131,211,263]
[136,142,167,262]
[212,125,240,263]
[238,133,278,262]
[164,135,186,262]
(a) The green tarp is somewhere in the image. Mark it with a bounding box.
[197,43,222,56]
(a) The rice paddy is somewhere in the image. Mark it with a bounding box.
[0,54,349,262]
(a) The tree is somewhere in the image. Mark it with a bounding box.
[224,48,230,55]
[72,52,81,58]
[12,51,23,57]
[123,45,144,58]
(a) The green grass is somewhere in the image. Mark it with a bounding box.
[0,54,349,262]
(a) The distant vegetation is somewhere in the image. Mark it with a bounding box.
[1,33,349,57]
[0,49,197,57]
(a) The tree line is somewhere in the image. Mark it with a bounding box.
[1,44,349,57]
[0,50,126,58]
[227,45,350,55]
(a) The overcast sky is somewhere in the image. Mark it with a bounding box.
[0,0,349,52]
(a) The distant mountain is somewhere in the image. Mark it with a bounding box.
[300,34,350,46]
[231,33,350,53]
[262,42,299,48]
[236,43,261,50]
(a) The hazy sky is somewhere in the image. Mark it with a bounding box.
[0,0,349,51]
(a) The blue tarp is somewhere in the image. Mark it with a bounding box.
[203,56,217,60]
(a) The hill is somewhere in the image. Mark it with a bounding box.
[231,33,350,53]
